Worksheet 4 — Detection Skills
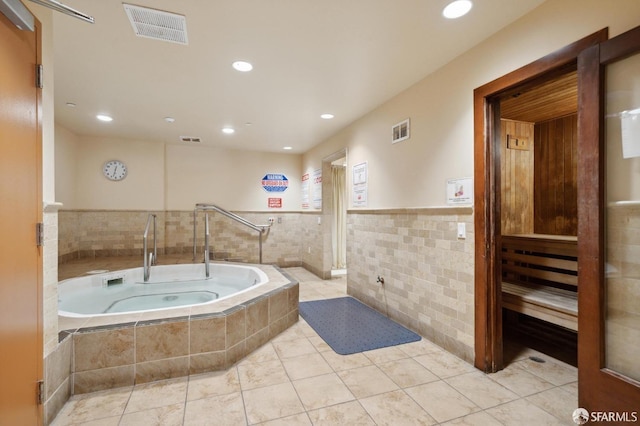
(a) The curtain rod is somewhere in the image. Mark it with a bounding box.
[28,0,93,24]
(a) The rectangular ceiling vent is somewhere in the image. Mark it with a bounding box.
[123,4,188,45]
[180,136,201,143]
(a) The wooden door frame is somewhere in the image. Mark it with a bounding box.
[578,25,640,413]
[473,29,608,372]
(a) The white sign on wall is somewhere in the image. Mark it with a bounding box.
[352,162,368,207]
[446,177,473,205]
[301,173,310,209]
[312,169,322,209]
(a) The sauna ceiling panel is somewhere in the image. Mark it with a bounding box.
[501,71,577,123]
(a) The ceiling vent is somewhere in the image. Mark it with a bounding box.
[180,136,201,143]
[123,4,188,45]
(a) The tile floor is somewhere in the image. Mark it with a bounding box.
[51,266,578,425]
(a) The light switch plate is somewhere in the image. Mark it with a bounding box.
[457,223,466,239]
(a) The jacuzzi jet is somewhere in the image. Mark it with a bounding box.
[163,295,179,302]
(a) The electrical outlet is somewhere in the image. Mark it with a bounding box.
[307,247,311,254]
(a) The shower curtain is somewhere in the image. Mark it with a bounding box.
[331,165,347,269]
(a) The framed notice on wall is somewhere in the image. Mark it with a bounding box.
[301,173,310,209]
[352,162,368,207]
[312,169,322,209]
[446,177,473,205]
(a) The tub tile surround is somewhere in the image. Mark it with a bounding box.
[44,262,298,423]
[347,207,475,363]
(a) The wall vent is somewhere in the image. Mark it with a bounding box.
[123,3,188,45]
[180,136,201,143]
[391,118,410,144]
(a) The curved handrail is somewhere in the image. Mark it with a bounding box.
[195,203,273,232]
[193,203,273,264]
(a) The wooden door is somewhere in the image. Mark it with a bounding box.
[0,10,43,425]
[578,25,640,417]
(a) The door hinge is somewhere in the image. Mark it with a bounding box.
[37,380,44,405]
[36,64,43,89]
[36,222,44,247]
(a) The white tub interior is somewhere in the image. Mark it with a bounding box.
[58,263,269,317]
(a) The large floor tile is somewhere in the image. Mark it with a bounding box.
[487,364,555,397]
[404,380,480,423]
[51,387,132,425]
[337,365,399,399]
[485,398,566,425]
[377,357,439,388]
[445,371,519,409]
[237,359,289,390]
[359,389,437,426]
[186,369,241,401]
[413,350,476,379]
[307,400,375,426]
[184,392,246,425]
[125,378,188,413]
[292,372,355,410]
[242,382,305,424]
[119,403,184,426]
[281,352,333,380]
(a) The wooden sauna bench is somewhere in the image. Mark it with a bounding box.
[501,234,578,331]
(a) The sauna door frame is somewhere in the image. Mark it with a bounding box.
[473,29,608,373]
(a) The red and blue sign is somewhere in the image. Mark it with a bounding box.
[261,173,289,192]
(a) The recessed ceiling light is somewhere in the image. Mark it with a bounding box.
[164,117,175,123]
[222,127,235,134]
[232,61,253,72]
[443,0,472,19]
[283,146,293,150]
[96,114,113,122]
[320,113,334,119]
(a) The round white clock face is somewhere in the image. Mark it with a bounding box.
[103,160,127,181]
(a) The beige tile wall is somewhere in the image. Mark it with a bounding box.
[346,207,475,363]
[58,210,313,268]
[43,209,60,355]
[43,333,72,425]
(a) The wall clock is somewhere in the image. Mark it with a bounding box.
[103,160,127,181]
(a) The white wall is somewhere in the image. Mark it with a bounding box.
[53,125,78,208]
[165,144,301,211]
[73,136,165,210]
[55,131,303,211]
[303,0,640,210]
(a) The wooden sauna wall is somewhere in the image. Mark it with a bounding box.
[500,119,535,235]
[533,114,578,235]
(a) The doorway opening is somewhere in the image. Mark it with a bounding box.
[473,29,608,373]
[497,67,579,367]
[322,149,348,278]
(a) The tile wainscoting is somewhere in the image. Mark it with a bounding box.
[58,210,328,275]
[346,207,475,363]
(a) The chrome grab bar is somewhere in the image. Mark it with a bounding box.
[204,213,210,278]
[193,203,273,264]
[143,213,157,282]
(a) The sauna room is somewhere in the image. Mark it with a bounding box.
[498,66,579,366]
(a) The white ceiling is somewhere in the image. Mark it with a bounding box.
[51,0,545,153]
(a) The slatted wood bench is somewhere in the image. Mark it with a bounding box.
[501,234,578,331]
